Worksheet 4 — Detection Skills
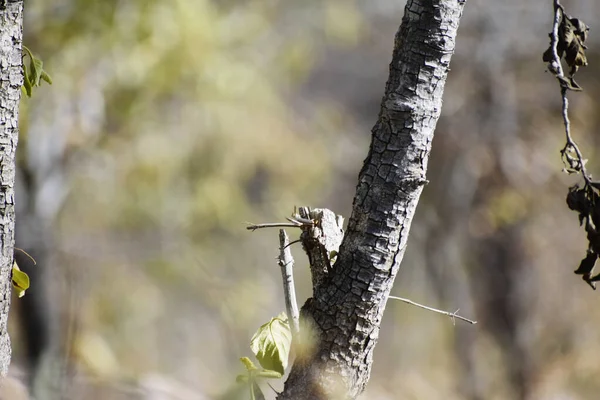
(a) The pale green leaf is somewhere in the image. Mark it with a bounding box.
[12,262,30,298]
[21,45,51,97]
[41,70,53,85]
[22,64,32,98]
[250,312,291,375]
[29,57,43,86]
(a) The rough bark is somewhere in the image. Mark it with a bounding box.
[0,0,23,378]
[279,1,466,398]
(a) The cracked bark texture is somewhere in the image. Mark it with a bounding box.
[0,0,23,378]
[279,1,465,398]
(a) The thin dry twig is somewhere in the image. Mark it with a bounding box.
[279,229,300,336]
[283,239,301,250]
[388,295,477,325]
[267,382,280,396]
[286,216,314,226]
[246,222,302,231]
[246,216,315,232]
[547,1,599,289]
[548,0,592,185]
[14,247,36,265]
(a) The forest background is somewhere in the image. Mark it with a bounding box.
[9,0,600,399]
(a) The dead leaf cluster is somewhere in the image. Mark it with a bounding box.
[543,6,589,90]
[567,185,600,288]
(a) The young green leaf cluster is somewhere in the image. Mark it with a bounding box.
[237,312,292,399]
[22,46,52,98]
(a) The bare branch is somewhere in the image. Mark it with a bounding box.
[279,229,300,336]
[546,0,592,184]
[388,295,477,325]
[546,1,600,288]
[286,216,314,226]
[246,215,316,232]
[283,239,301,250]
[246,222,302,231]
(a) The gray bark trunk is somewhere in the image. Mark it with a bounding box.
[0,0,23,378]
[279,1,466,398]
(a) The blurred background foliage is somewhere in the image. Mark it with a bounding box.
[6,0,600,399]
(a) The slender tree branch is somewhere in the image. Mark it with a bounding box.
[547,0,592,184]
[388,296,477,325]
[547,1,599,289]
[246,222,302,231]
[278,229,300,336]
[286,216,314,226]
[548,1,565,77]
[246,216,315,232]
[283,239,301,250]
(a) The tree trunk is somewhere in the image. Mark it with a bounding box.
[0,0,23,378]
[279,1,466,398]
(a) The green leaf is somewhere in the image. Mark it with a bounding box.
[250,312,292,375]
[12,262,30,298]
[29,57,43,86]
[21,45,52,97]
[22,64,32,98]
[41,70,53,85]
[240,356,258,371]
